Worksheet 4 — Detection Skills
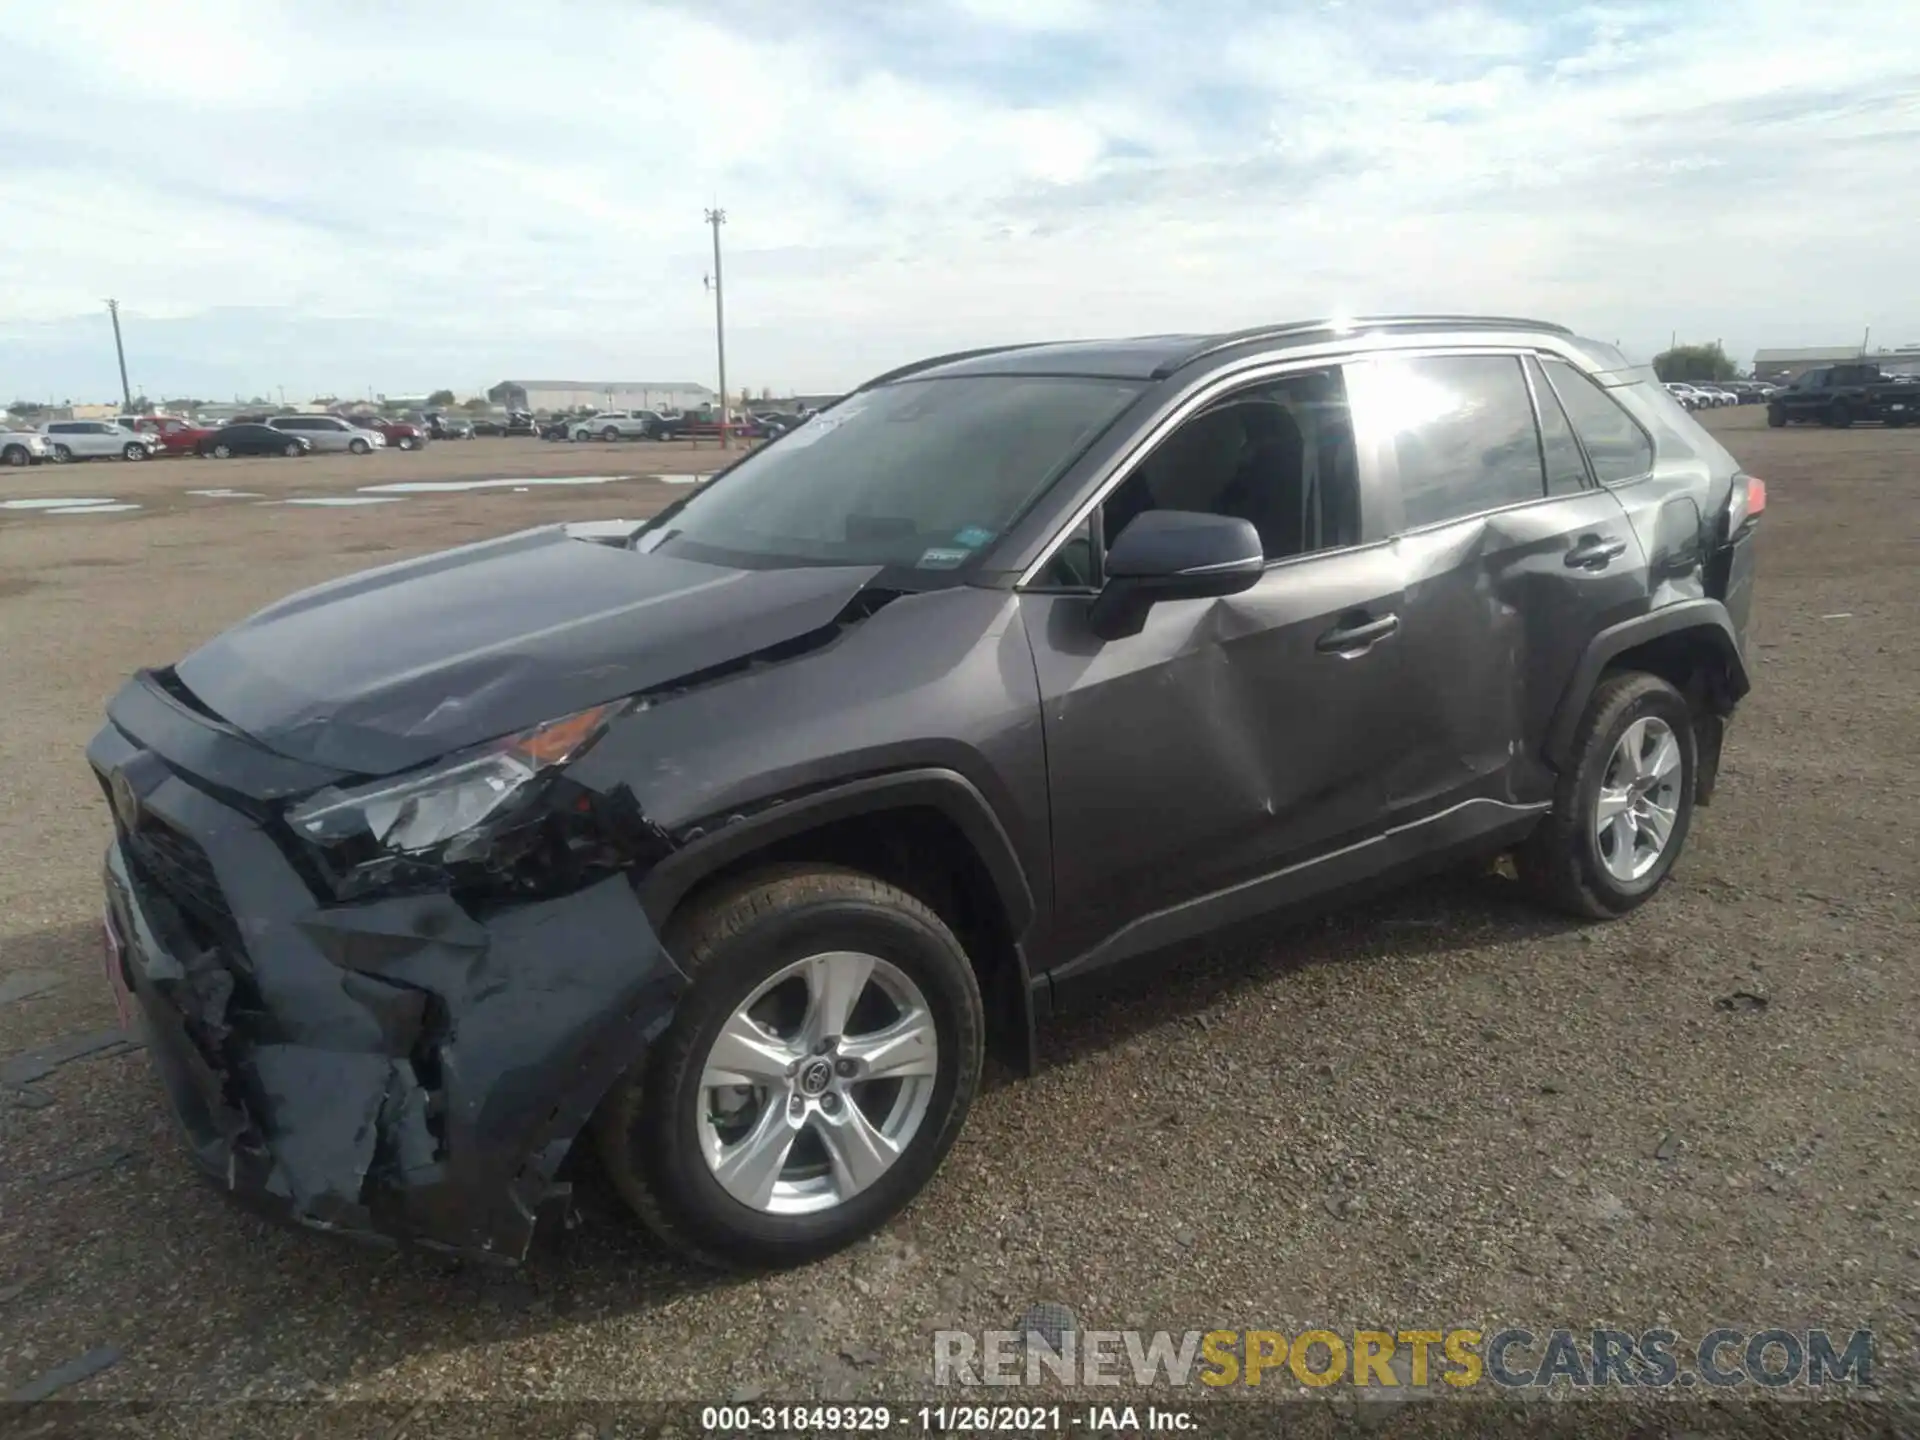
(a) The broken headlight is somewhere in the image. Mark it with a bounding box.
[287,702,628,869]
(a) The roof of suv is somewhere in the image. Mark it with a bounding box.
[872,315,1579,387]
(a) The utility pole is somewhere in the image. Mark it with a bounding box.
[704,207,729,451]
[105,299,132,412]
[1861,325,1871,357]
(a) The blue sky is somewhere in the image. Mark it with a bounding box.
[2,0,1916,403]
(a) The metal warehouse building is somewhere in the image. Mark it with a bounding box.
[487,380,717,412]
[1753,346,1920,383]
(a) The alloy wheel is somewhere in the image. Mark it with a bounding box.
[1594,716,1683,882]
[696,950,938,1215]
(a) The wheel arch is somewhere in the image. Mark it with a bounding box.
[1545,601,1750,779]
[637,769,1039,1075]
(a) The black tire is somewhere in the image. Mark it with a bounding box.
[1766,406,1785,428]
[283,442,302,457]
[1517,672,1697,920]
[212,443,232,459]
[594,863,985,1270]
[1826,401,1852,429]
[51,444,73,463]
[348,438,371,454]
[602,426,621,442]
[398,436,417,450]
[123,442,147,461]
[2,444,26,467]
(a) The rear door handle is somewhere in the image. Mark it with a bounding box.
[1315,612,1400,655]
[1565,534,1629,569]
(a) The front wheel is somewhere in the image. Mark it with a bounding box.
[283,442,303,457]
[398,436,417,450]
[1518,673,1696,919]
[50,444,73,463]
[211,443,232,459]
[123,442,148,461]
[2,444,27,467]
[348,438,371,454]
[602,426,621,442]
[595,864,984,1270]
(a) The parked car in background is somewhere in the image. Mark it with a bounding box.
[124,415,216,456]
[41,420,157,462]
[422,411,475,440]
[1767,363,1918,428]
[266,415,385,454]
[347,416,430,451]
[198,424,313,458]
[1662,383,1705,411]
[1,426,51,466]
[659,409,759,441]
[504,411,538,437]
[88,315,1762,1269]
[540,415,576,442]
[750,410,805,437]
[571,409,667,442]
[1697,386,1738,407]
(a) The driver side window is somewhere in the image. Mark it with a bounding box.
[1098,368,1360,570]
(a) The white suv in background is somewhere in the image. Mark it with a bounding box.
[41,421,158,462]
[266,415,387,454]
[572,410,665,442]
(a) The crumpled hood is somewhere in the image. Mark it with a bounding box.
[176,525,881,775]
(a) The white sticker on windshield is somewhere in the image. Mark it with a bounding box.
[917,547,970,568]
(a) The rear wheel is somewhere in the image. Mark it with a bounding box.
[283,442,303,457]
[1518,672,1696,919]
[594,864,984,1269]
[1827,401,1852,428]
[123,442,147,461]
[348,438,371,454]
[212,443,232,459]
[398,436,417,450]
[602,426,621,442]
[51,444,72,463]
[2,444,27,467]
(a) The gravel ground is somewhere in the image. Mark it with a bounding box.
[0,412,1914,1430]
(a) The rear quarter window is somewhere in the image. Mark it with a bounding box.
[1539,358,1655,485]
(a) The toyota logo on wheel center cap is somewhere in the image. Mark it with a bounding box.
[797,1058,834,1096]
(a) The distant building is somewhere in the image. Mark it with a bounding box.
[487,380,716,413]
[1753,345,1920,382]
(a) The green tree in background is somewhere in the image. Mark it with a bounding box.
[426,389,457,408]
[461,396,492,413]
[1654,343,1739,383]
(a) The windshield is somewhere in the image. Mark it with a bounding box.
[638,375,1141,570]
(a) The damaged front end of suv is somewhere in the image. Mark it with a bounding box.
[93,684,686,1260]
[86,516,906,1261]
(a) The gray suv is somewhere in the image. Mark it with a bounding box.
[90,316,1760,1270]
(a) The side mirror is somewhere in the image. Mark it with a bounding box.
[1088,510,1265,640]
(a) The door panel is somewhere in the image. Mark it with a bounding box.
[1384,490,1646,814]
[1021,543,1409,966]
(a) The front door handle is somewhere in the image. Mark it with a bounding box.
[1315,612,1400,655]
[1565,533,1629,569]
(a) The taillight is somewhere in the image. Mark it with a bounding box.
[1727,473,1766,537]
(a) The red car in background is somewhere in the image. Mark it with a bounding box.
[124,415,215,456]
[342,415,429,450]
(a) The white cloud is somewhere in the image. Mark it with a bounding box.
[1,0,1916,401]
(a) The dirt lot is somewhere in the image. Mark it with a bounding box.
[1,412,1914,1422]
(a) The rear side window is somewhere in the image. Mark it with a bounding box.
[1360,354,1545,529]
[1525,356,1590,495]
[1540,358,1654,484]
